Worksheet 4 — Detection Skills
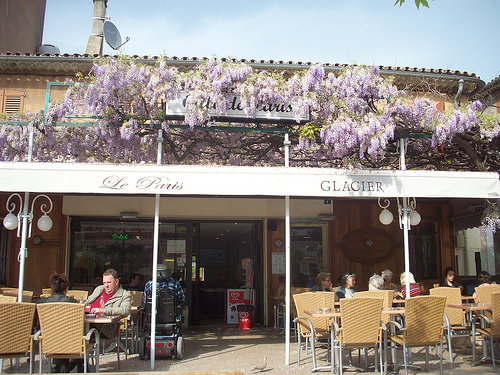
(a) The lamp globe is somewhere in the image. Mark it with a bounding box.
[410,211,421,226]
[3,213,18,230]
[379,209,394,225]
[37,214,53,232]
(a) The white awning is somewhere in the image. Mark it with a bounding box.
[0,162,499,199]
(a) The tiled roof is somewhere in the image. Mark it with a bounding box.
[0,52,485,94]
[478,75,500,97]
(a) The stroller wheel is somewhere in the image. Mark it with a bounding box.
[139,336,146,360]
[176,336,184,360]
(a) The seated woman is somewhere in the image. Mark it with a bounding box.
[381,269,398,291]
[38,273,82,373]
[368,274,385,291]
[336,273,357,299]
[38,272,77,304]
[312,272,335,292]
[440,267,461,288]
[399,272,423,298]
[473,270,494,302]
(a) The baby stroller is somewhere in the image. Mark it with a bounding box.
[138,288,184,360]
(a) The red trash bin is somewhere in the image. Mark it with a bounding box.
[237,304,254,329]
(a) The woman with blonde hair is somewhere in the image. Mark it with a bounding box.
[400,272,423,298]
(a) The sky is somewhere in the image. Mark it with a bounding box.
[42,0,500,83]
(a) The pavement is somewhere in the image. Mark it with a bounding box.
[2,326,497,374]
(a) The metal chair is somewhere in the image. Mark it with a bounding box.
[472,290,500,372]
[386,295,446,375]
[292,292,332,369]
[67,290,89,303]
[1,289,33,303]
[0,302,36,374]
[355,290,394,325]
[0,295,17,303]
[128,291,143,353]
[332,297,384,375]
[429,286,469,362]
[37,303,98,373]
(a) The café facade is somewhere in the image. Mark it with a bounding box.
[1,54,499,327]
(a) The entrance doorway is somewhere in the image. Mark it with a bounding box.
[190,221,262,326]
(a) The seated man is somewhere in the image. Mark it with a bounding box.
[86,269,131,339]
[142,264,185,309]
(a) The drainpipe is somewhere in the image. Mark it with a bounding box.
[454,79,464,109]
[85,0,107,56]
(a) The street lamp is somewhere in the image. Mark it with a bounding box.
[377,196,421,299]
[3,193,53,301]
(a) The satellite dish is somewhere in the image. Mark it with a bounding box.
[103,20,130,50]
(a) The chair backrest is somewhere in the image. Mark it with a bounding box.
[429,287,465,326]
[289,287,312,317]
[37,303,85,355]
[339,297,383,346]
[404,296,446,345]
[0,294,18,302]
[490,291,500,336]
[293,292,329,335]
[129,291,144,307]
[68,290,89,302]
[0,302,36,355]
[144,289,177,324]
[354,290,393,324]
[475,285,500,304]
[1,288,33,302]
[42,288,52,295]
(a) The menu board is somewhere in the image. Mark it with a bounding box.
[271,252,286,274]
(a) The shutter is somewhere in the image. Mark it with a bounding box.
[2,90,24,114]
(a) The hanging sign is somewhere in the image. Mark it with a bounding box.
[164,93,310,124]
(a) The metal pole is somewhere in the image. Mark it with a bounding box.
[18,128,35,302]
[17,193,30,302]
[399,138,411,298]
[284,133,291,365]
[150,129,163,370]
[402,200,411,299]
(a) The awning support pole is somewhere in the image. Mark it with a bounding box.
[150,128,163,370]
[17,128,35,302]
[399,138,411,299]
[284,133,291,365]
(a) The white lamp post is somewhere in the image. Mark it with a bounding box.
[378,196,421,299]
[3,193,53,301]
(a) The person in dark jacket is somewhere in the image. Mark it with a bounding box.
[38,273,77,304]
[38,273,82,372]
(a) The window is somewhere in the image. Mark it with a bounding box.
[0,89,24,114]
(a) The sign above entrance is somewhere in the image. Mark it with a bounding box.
[1,162,499,199]
[164,93,310,124]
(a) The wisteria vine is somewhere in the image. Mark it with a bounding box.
[1,56,500,231]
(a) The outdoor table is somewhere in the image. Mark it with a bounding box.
[447,302,491,326]
[462,296,474,302]
[84,314,122,372]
